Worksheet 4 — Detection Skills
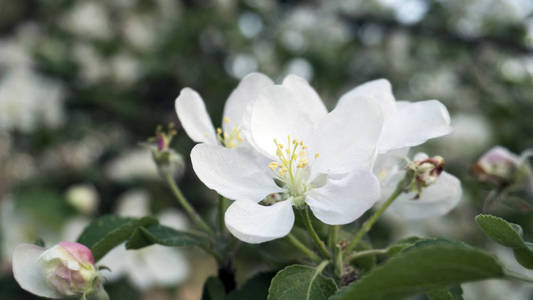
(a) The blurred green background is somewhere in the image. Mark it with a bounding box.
[1,0,533,299]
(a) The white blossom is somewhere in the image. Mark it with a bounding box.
[188,74,383,243]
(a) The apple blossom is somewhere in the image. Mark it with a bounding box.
[376,152,462,220]
[175,72,274,148]
[191,74,383,243]
[12,242,108,299]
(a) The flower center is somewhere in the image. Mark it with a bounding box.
[268,135,319,205]
[216,117,244,148]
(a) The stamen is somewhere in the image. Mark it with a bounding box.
[314,153,320,158]
[269,162,278,171]
[223,117,230,124]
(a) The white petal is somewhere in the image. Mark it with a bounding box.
[373,148,410,178]
[378,100,452,153]
[389,172,462,220]
[139,246,189,287]
[12,244,62,299]
[191,143,282,201]
[306,170,380,225]
[337,79,396,120]
[97,245,128,282]
[248,85,314,159]
[310,97,383,176]
[282,74,327,122]
[175,88,217,144]
[225,200,294,243]
[223,72,274,133]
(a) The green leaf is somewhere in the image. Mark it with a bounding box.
[77,215,158,261]
[426,288,453,300]
[476,214,533,269]
[227,272,276,300]
[201,277,226,300]
[267,264,336,300]
[475,214,524,248]
[125,224,206,250]
[330,239,505,300]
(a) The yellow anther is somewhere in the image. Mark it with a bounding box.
[292,139,298,145]
[299,151,306,157]
[300,141,304,146]
[217,128,222,134]
[378,170,387,180]
[279,144,284,149]
[269,162,278,171]
[223,117,230,124]
[236,133,243,142]
[223,133,229,138]
[314,153,320,158]
[286,149,290,155]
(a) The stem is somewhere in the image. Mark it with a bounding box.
[217,195,226,233]
[347,249,389,263]
[343,173,412,256]
[303,207,331,259]
[163,173,214,235]
[286,233,321,263]
[328,225,338,250]
[307,261,330,299]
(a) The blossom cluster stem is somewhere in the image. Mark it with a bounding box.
[343,171,413,256]
[303,206,331,259]
[286,234,321,263]
[163,173,214,235]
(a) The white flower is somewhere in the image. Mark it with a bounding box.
[190,74,383,243]
[376,152,462,220]
[60,1,112,40]
[105,148,162,182]
[97,190,189,290]
[0,69,65,133]
[335,79,452,154]
[12,242,107,299]
[175,72,274,148]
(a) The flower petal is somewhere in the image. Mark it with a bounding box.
[310,97,383,176]
[378,100,452,153]
[224,200,295,243]
[248,85,314,159]
[126,245,188,289]
[12,244,62,299]
[190,143,282,201]
[388,172,462,220]
[223,72,274,133]
[282,74,327,122]
[337,79,396,120]
[175,88,217,144]
[306,170,380,225]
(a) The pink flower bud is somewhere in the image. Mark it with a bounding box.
[472,146,519,187]
[37,242,98,296]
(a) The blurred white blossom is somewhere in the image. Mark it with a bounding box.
[60,1,113,40]
[105,148,161,182]
[66,184,100,216]
[0,69,65,132]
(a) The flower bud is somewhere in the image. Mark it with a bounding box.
[66,184,99,215]
[472,146,519,187]
[38,242,98,296]
[144,124,185,178]
[412,155,445,187]
[405,154,446,199]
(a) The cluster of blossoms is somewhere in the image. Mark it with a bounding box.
[176,73,460,243]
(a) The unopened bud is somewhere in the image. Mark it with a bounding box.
[404,154,446,198]
[472,146,519,187]
[66,184,99,215]
[413,155,445,187]
[144,124,185,178]
[38,242,99,297]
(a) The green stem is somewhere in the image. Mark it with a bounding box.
[347,249,389,263]
[303,207,331,259]
[328,225,338,251]
[343,173,412,256]
[164,173,214,235]
[286,233,321,263]
[307,261,330,299]
[217,195,226,233]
